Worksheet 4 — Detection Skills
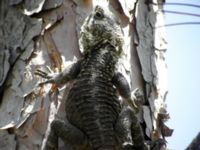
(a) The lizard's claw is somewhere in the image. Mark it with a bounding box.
[124,96,138,113]
[131,88,145,106]
[35,65,54,78]
[37,80,52,86]
[127,88,145,113]
[35,69,52,79]
[35,67,56,86]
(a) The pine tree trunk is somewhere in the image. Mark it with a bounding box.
[0,0,172,149]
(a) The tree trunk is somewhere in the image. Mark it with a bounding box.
[0,0,172,149]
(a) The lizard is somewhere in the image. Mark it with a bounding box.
[35,4,147,150]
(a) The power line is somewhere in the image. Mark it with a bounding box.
[164,10,200,18]
[164,2,200,9]
[147,2,200,27]
[156,22,200,28]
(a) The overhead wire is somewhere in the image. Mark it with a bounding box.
[157,2,200,27]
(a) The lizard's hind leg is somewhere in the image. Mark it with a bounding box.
[115,107,147,150]
[115,107,135,149]
[44,119,88,150]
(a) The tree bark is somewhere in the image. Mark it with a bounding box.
[0,0,172,149]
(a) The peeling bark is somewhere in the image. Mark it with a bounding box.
[0,0,172,149]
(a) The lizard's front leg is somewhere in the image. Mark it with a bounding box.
[35,60,82,85]
[112,72,139,111]
[44,119,88,150]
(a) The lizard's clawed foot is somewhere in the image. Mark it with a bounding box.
[35,66,56,86]
[131,88,145,107]
[35,66,54,79]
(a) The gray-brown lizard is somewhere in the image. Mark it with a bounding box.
[36,5,147,150]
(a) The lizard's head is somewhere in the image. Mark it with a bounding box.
[79,5,124,57]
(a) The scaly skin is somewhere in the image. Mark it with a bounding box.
[35,4,147,150]
[66,45,120,149]
[37,45,147,150]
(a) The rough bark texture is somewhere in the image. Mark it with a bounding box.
[0,0,172,149]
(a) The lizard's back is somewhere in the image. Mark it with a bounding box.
[65,47,121,149]
[38,3,147,150]
[65,4,124,150]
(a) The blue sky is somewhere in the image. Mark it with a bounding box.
[165,0,200,149]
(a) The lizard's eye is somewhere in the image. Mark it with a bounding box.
[95,11,104,19]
